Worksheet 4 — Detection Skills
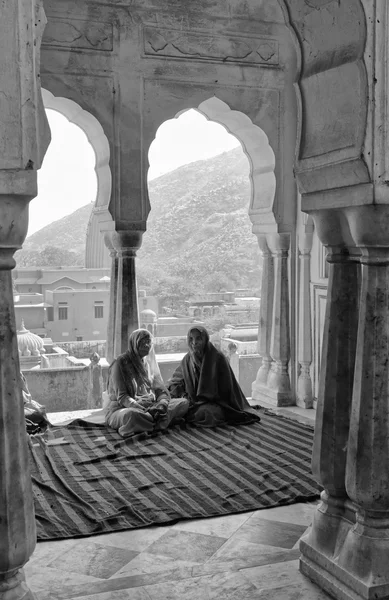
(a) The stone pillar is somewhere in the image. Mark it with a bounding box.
[266,233,293,406]
[0,1,50,598]
[297,227,313,408]
[104,233,118,364]
[336,246,389,597]
[300,248,359,573]
[252,235,274,400]
[112,231,143,357]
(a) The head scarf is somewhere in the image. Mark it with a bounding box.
[114,328,166,397]
[112,328,153,395]
[187,325,210,375]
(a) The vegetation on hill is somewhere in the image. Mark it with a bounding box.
[15,203,92,267]
[15,147,262,307]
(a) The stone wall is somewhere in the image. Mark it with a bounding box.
[56,340,107,359]
[154,336,188,354]
[23,353,260,411]
[23,366,109,412]
[239,355,262,398]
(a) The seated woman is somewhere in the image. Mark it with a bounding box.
[20,372,50,434]
[168,325,261,428]
[105,328,189,437]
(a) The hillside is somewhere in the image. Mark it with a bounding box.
[139,146,261,301]
[15,146,262,299]
[15,203,93,267]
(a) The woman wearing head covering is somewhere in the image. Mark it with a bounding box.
[168,325,261,427]
[105,328,189,437]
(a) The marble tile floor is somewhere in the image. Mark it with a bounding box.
[25,500,332,600]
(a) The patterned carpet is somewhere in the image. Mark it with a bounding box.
[29,411,319,540]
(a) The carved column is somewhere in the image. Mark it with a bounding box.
[266,233,293,406]
[0,1,50,599]
[297,226,313,408]
[300,247,359,569]
[337,246,389,595]
[112,231,143,357]
[252,235,274,398]
[104,233,118,364]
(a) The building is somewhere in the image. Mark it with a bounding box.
[1,3,389,600]
[13,267,111,295]
[45,288,109,342]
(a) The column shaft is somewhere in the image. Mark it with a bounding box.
[335,250,389,593]
[266,233,293,405]
[104,233,118,364]
[297,232,313,408]
[254,235,274,386]
[112,231,143,357]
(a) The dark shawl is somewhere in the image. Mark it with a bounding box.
[168,325,260,426]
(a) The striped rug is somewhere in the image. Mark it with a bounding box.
[28,411,319,540]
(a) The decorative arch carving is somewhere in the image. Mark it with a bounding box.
[41,89,111,209]
[149,97,277,233]
[41,89,113,267]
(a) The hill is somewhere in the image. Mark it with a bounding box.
[139,146,261,304]
[15,203,93,267]
[14,147,262,301]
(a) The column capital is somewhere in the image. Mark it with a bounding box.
[298,232,313,254]
[266,232,290,254]
[0,194,33,270]
[111,230,144,253]
[254,234,270,255]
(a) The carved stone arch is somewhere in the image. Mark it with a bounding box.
[41,89,113,267]
[148,96,277,233]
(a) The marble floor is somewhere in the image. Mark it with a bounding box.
[26,500,331,600]
[25,407,328,600]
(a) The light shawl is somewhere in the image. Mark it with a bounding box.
[110,329,167,400]
[168,325,260,426]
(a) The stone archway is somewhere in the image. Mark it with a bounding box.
[41,89,113,268]
[186,97,276,229]
[146,99,292,405]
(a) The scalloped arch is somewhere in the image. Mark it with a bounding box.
[152,96,277,230]
[41,89,112,211]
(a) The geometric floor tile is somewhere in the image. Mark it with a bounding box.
[171,511,254,538]
[110,551,201,578]
[47,541,139,579]
[233,518,308,549]
[145,571,260,600]
[248,502,318,527]
[146,530,227,562]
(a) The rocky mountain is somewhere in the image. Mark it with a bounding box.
[15,146,262,299]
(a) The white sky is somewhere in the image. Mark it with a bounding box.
[27,108,240,236]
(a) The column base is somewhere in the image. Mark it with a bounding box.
[252,380,295,407]
[300,518,389,600]
[0,570,36,600]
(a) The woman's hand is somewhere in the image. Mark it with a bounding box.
[132,401,147,412]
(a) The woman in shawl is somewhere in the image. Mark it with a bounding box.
[106,328,189,437]
[168,325,261,427]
